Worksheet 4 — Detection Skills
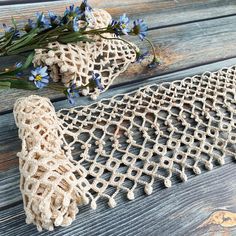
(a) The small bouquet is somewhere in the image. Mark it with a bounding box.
[0,0,158,104]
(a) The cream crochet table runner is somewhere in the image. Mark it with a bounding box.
[13,65,236,231]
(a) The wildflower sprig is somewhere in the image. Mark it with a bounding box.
[0,0,158,104]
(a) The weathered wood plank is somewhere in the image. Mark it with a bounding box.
[1,57,236,172]
[1,14,236,113]
[0,0,59,5]
[0,168,20,209]
[0,0,236,27]
[0,162,236,235]
[0,0,236,29]
[1,2,236,235]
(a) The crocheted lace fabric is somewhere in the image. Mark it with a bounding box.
[14,65,236,231]
[33,9,137,99]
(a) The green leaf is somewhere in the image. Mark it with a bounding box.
[0,34,14,51]
[11,17,17,29]
[0,52,34,77]
[9,79,37,90]
[22,52,35,70]
[0,81,11,89]
[0,79,37,90]
[6,28,39,53]
[6,44,38,55]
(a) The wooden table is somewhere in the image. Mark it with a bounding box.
[1,1,236,235]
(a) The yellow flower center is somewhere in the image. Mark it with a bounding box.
[68,16,74,21]
[35,75,42,81]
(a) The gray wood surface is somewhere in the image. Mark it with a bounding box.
[0,0,59,5]
[1,162,236,236]
[1,1,236,236]
[2,15,236,113]
[1,59,236,235]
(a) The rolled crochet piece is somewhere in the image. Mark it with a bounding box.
[14,65,236,231]
[33,9,138,99]
[14,96,91,231]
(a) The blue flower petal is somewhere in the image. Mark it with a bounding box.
[31,70,37,77]
[29,76,35,81]
[41,77,49,83]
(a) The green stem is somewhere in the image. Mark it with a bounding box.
[36,25,68,43]
[0,75,17,79]
[83,27,108,34]
[47,83,65,92]
[6,44,40,55]
[0,34,14,51]
[144,37,158,61]
[5,30,39,53]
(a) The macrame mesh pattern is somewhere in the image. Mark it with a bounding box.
[14,97,92,231]
[14,66,236,231]
[33,9,137,98]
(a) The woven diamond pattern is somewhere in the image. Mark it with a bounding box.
[14,66,236,231]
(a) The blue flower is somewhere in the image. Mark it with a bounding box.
[15,62,23,77]
[15,62,23,68]
[91,72,104,91]
[24,19,36,32]
[48,11,62,27]
[72,17,79,32]
[64,4,82,21]
[78,1,93,23]
[29,66,49,89]
[80,0,92,12]
[36,13,51,29]
[136,51,149,63]
[109,20,119,35]
[119,14,130,35]
[148,58,160,69]
[110,20,118,27]
[132,19,148,40]
[3,24,20,39]
[66,83,80,105]
[84,6,94,23]
[109,14,130,36]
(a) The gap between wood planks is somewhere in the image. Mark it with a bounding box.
[150,12,236,30]
[1,54,236,116]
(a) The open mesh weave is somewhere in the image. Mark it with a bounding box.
[33,9,137,99]
[14,65,236,231]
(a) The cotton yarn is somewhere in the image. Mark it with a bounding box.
[14,65,236,231]
[33,9,137,99]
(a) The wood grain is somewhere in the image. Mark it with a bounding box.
[0,0,235,29]
[0,0,59,5]
[2,14,236,113]
[0,161,236,236]
[198,210,236,228]
[1,1,236,235]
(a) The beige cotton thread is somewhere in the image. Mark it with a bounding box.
[33,9,138,99]
[14,65,236,231]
